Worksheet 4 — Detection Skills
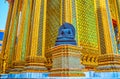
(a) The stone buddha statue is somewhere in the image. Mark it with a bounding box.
[55,23,77,46]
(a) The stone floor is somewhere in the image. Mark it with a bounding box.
[1,72,120,79]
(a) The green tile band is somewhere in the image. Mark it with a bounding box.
[21,0,30,60]
[9,1,19,64]
[37,0,44,56]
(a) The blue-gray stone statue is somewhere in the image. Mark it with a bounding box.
[55,22,77,46]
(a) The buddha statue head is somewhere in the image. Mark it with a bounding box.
[55,23,76,46]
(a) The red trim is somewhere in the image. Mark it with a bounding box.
[112,19,117,27]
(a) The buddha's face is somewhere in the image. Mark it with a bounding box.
[61,29,73,37]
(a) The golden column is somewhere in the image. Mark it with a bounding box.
[0,0,14,73]
[3,0,20,73]
[61,0,72,24]
[95,0,118,54]
[1,0,47,73]
[24,0,47,72]
[95,0,120,71]
[13,0,33,73]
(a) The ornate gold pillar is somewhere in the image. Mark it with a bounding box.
[95,0,120,72]
[12,0,33,73]
[100,0,115,54]
[95,0,118,54]
[1,0,48,73]
[0,0,14,73]
[25,0,47,72]
[3,1,19,72]
[61,0,72,23]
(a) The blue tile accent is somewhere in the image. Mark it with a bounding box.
[0,32,4,41]
[0,44,2,46]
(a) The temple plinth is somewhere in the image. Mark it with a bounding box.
[49,45,85,77]
[49,23,84,77]
[95,0,119,73]
[97,54,120,72]
[24,56,47,72]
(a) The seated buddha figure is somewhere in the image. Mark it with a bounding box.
[55,23,76,46]
[58,27,74,40]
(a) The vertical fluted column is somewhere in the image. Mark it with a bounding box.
[0,1,14,73]
[30,0,41,57]
[1,1,14,57]
[95,0,118,54]
[62,0,72,23]
[11,0,33,73]
[96,0,119,72]
[94,0,101,54]
[41,0,47,57]
[4,0,19,72]
[25,0,47,72]
[61,0,79,43]
[15,0,28,62]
